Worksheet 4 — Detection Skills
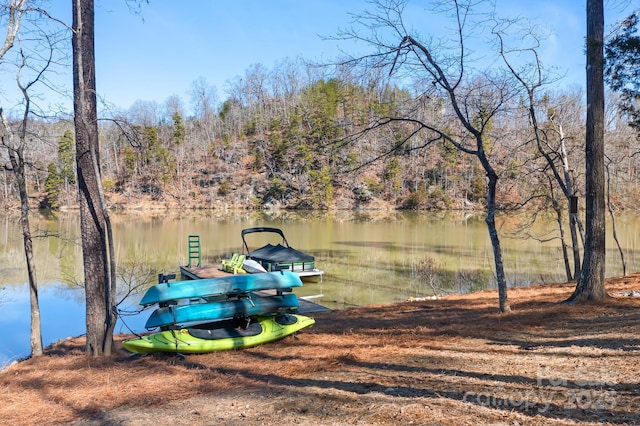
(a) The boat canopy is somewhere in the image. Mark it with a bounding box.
[242,227,315,263]
[249,243,314,263]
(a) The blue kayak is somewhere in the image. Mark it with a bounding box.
[139,271,303,306]
[145,293,299,329]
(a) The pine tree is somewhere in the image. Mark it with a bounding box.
[58,129,76,185]
[43,162,62,210]
[172,111,186,145]
[605,12,640,132]
[58,130,76,206]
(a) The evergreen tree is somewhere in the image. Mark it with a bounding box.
[141,125,160,164]
[42,162,62,210]
[172,111,186,145]
[58,129,76,185]
[308,166,334,209]
[383,157,402,192]
[605,12,640,133]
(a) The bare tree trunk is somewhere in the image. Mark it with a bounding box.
[8,150,43,356]
[484,165,510,312]
[606,160,626,276]
[1,110,43,357]
[550,183,573,281]
[567,0,607,303]
[2,169,7,202]
[1,57,44,360]
[0,0,42,356]
[559,127,582,279]
[73,0,116,356]
[497,24,585,283]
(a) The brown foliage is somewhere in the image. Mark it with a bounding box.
[2,275,640,425]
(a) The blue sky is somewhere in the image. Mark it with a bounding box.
[7,0,639,114]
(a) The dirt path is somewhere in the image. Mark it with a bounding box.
[2,276,640,425]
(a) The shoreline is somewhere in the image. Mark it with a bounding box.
[2,275,640,425]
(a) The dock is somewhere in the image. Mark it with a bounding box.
[179,264,330,314]
[180,264,231,280]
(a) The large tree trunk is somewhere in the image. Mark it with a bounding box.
[567,0,607,303]
[73,0,116,356]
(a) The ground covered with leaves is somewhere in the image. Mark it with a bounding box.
[2,275,640,425]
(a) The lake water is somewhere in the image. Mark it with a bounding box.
[2,210,639,366]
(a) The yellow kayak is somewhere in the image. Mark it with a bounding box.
[122,314,315,354]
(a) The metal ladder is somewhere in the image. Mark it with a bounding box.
[187,234,201,267]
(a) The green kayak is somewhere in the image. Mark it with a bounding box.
[122,314,315,354]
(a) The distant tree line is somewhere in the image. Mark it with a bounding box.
[1,4,638,220]
[0,60,635,216]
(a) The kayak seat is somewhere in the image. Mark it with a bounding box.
[188,318,263,340]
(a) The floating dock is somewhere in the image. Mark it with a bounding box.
[181,264,234,280]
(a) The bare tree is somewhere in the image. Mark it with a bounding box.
[0,0,43,357]
[496,24,585,282]
[605,156,626,276]
[0,0,24,59]
[335,0,522,312]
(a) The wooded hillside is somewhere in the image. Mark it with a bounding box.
[1,60,638,213]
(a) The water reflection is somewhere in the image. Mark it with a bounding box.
[1,210,639,366]
[0,284,147,367]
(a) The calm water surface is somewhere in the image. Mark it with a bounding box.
[2,210,639,366]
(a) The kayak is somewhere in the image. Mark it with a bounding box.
[144,293,299,329]
[123,314,315,354]
[139,271,302,306]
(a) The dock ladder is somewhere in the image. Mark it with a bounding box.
[187,234,201,267]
